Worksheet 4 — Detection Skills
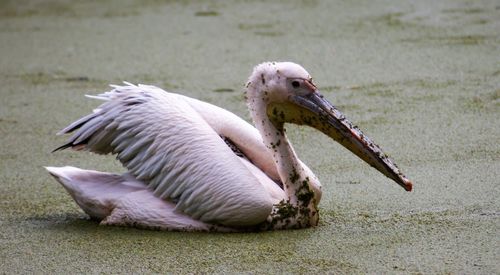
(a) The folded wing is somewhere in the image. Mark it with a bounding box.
[55,83,273,227]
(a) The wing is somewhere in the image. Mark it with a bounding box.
[180,95,281,182]
[55,83,273,227]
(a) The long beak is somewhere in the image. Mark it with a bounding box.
[291,91,413,191]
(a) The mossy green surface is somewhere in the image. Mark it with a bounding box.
[1,0,499,273]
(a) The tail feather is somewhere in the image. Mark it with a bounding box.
[45,166,145,220]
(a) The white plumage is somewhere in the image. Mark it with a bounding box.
[47,62,412,231]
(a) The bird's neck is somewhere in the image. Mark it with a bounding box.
[247,94,319,229]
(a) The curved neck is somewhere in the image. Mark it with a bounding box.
[247,93,310,205]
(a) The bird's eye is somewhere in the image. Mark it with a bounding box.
[291,80,300,88]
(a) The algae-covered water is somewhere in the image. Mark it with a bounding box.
[1,0,499,273]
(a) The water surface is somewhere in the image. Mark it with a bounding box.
[0,0,499,273]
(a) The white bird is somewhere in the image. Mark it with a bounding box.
[46,62,412,232]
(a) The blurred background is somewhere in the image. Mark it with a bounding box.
[0,0,498,273]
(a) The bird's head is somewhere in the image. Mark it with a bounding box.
[246,61,413,192]
[246,62,316,104]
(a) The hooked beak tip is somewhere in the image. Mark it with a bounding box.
[402,179,413,192]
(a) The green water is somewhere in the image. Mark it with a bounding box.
[1,0,499,273]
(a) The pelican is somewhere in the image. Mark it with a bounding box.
[46,62,412,232]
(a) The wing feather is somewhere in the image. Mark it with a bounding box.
[181,96,281,182]
[56,83,273,227]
